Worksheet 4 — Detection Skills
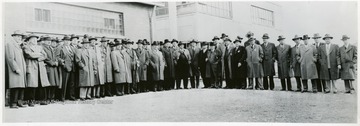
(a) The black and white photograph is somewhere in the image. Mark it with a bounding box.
[1,0,359,125]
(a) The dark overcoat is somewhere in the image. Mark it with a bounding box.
[318,44,340,80]
[276,44,292,79]
[261,42,277,76]
[339,44,357,80]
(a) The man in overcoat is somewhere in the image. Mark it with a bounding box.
[43,36,60,103]
[312,33,326,92]
[261,33,277,90]
[188,40,201,89]
[276,36,292,91]
[5,30,27,108]
[291,35,303,92]
[297,35,318,93]
[198,42,209,88]
[111,39,126,96]
[148,41,166,91]
[339,35,357,94]
[245,38,264,90]
[206,42,222,88]
[136,39,149,92]
[58,35,76,101]
[231,38,247,89]
[175,41,192,89]
[161,39,176,90]
[223,38,234,88]
[99,37,113,97]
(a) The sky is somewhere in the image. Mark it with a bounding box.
[275,1,357,46]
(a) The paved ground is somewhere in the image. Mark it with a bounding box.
[3,79,358,122]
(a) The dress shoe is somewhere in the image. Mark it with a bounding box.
[325,91,330,93]
[288,89,293,91]
[295,89,301,92]
[280,89,286,91]
[301,90,308,93]
[10,104,18,109]
[313,90,317,93]
[40,101,48,105]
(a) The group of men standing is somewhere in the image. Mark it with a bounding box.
[5,30,357,109]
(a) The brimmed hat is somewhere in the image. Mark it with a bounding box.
[51,37,59,43]
[201,42,208,46]
[235,36,243,41]
[233,39,241,43]
[137,39,144,44]
[223,38,232,42]
[160,41,164,45]
[100,36,108,42]
[171,39,178,43]
[246,31,254,38]
[212,36,220,41]
[113,39,121,46]
[292,35,302,41]
[83,34,89,39]
[11,30,25,37]
[26,33,39,41]
[152,41,160,46]
[62,35,71,41]
[178,41,187,45]
[190,39,197,43]
[143,39,150,45]
[220,33,228,39]
[277,35,286,41]
[301,35,310,40]
[209,42,216,46]
[164,39,170,44]
[262,33,270,39]
[322,34,333,40]
[341,35,350,40]
[89,36,97,41]
[70,34,79,40]
[312,33,322,39]
[122,39,131,44]
[81,38,91,44]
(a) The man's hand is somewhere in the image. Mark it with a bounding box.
[14,69,20,74]
[238,63,241,67]
[338,65,341,69]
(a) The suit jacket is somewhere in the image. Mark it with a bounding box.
[276,44,291,79]
[339,44,357,80]
[318,44,340,80]
[5,39,27,88]
[261,42,277,76]
[58,45,75,72]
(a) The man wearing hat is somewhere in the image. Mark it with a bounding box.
[276,36,292,91]
[175,41,192,89]
[339,35,357,94]
[245,38,264,90]
[261,33,277,90]
[318,34,340,94]
[198,42,209,88]
[122,39,139,94]
[77,38,97,100]
[23,33,51,106]
[111,39,126,96]
[162,39,176,90]
[148,41,166,91]
[188,40,201,89]
[43,37,61,103]
[231,38,247,89]
[92,36,107,98]
[206,42,222,88]
[136,39,150,92]
[6,30,27,108]
[223,38,234,89]
[312,33,326,92]
[58,35,77,101]
[291,35,303,92]
[244,31,260,47]
[297,35,318,93]
[212,36,226,88]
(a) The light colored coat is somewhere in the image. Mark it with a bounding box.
[136,48,149,81]
[297,44,318,80]
[149,49,166,81]
[318,44,340,80]
[94,45,105,85]
[5,39,27,88]
[111,50,127,84]
[23,44,51,87]
[276,44,292,79]
[339,44,357,80]
[77,47,97,87]
[245,44,264,78]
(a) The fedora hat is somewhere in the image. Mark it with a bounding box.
[11,30,25,37]
[26,33,39,41]
[277,35,286,41]
[152,41,160,46]
[88,36,97,41]
[212,36,220,41]
[262,33,270,39]
[190,39,197,43]
[292,35,302,41]
[322,34,333,40]
[246,31,254,38]
[171,39,178,43]
[62,35,71,41]
[136,39,144,44]
[178,41,186,45]
[312,33,322,39]
[233,39,241,43]
[83,34,89,39]
[70,34,79,40]
[201,42,208,46]
[301,35,310,40]
[209,42,216,46]
[100,36,108,42]
[341,35,350,40]
[81,38,91,44]
[223,38,232,42]
[235,36,243,41]
[220,33,228,39]
[164,39,170,44]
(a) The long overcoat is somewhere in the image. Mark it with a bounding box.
[23,44,51,87]
[94,45,105,85]
[245,44,264,78]
[77,47,96,87]
[223,46,234,79]
[318,44,340,80]
[101,44,113,83]
[149,49,166,81]
[43,45,60,86]
[111,50,127,84]
[161,47,176,79]
[339,44,357,80]
[5,39,27,88]
[188,47,201,76]
[276,44,292,79]
[231,46,247,79]
[297,44,318,80]
[205,49,221,78]
[136,48,149,81]
[291,45,302,77]
[261,42,277,76]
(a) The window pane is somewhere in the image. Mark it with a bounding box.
[35,8,42,21]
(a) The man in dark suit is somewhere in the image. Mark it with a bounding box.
[198,42,209,88]
[223,38,234,88]
[291,35,303,92]
[312,33,326,92]
[162,39,176,90]
[261,33,277,90]
[206,42,222,88]
[188,40,201,88]
[231,38,247,89]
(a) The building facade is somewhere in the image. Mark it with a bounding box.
[154,2,283,42]
[4,2,160,41]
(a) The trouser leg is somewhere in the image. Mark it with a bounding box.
[27,88,36,106]
[286,77,292,90]
[269,76,274,90]
[176,78,181,89]
[195,75,200,88]
[302,80,308,91]
[324,80,330,92]
[280,79,286,90]
[311,79,317,92]
[331,80,337,93]
[257,77,264,89]
[86,87,92,99]
[61,71,69,101]
[10,88,19,106]
[344,80,351,93]
[248,78,254,89]
[183,78,189,89]
[190,76,195,88]
[263,76,268,90]
[67,72,75,100]
[295,77,302,90]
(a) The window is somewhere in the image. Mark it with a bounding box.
[118,13,124,36]
[156,2,169,16]
[251,5,274,27]
[197,2,232,19]
[35,8,51,22]
[104,18,115,29]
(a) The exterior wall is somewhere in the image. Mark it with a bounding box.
[3,2,153,41]
[154,2,283,43]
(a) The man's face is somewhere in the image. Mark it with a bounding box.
[191,42,196,47]
[314,38,320,43]
[64,40,70,45]
[179,44,184,49]
[13,35,22,43]
[83,43,90,48]
[279,40,284,45]
[209,45,215,50]
[235,42,241,47]
[201,45,207,49]
[303,39,309,45]
[138,43,143,49]
[343,39,349,45]
[325,38,331,44]
[51,41,57,48]
[173,42,178,47]
[263,39,268,43]
[29,37,37,44]
[294,39,300,45]
[72,38,78,45]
